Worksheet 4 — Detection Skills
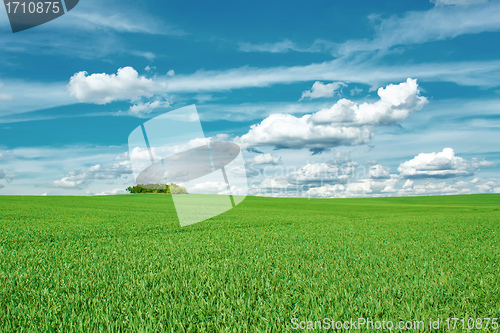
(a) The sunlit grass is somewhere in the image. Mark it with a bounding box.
[0,194,499,331]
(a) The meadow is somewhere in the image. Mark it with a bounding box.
[0,194,499,332]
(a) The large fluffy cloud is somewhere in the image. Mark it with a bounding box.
[68,67,160,104]
[398,148,493,179]
[238,112,373,151]
[310,78,427,125]
[237,79,427,151]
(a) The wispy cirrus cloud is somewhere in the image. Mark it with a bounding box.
[128,99,171,116]
[65,11,184,36]
[431,0,487,7]
[238,1,500,58]
[238,39,335,54]
[0,80,74,117]
[0,84,13,101]
[337,1,500,56]
[52,0,185,36]
[165,59,500,93]
[4,55,500,122]
[0,0,183,61]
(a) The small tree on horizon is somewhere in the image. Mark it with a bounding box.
[126,183,187,194]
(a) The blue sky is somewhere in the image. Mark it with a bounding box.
[0,0,499,197]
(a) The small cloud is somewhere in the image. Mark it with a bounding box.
[189,181,228,194]
[300,81,346,100]
[0,169,16,183]
[144,66,159,74]
[129,99,171,116]
[96,189,128,196]
[246,153,282,165]
[369,164,391,179]
[194,94,215,103]
[131,51,156,61]
[167,70,175,77]
[239,39,299,53]
[402,179,414,189]
[245,147,264,154]
[350,87,363,96]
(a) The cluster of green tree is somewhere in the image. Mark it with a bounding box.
[126,183,188,194]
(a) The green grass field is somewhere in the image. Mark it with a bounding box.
[1,194,499,332]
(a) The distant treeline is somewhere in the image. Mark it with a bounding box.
[126,184,188,194]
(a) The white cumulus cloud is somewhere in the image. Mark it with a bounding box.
[68,67,160,104]
[237,79,427,151]
[310,78,427,125]
[398,148,493,179]
[369,164,391,179]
